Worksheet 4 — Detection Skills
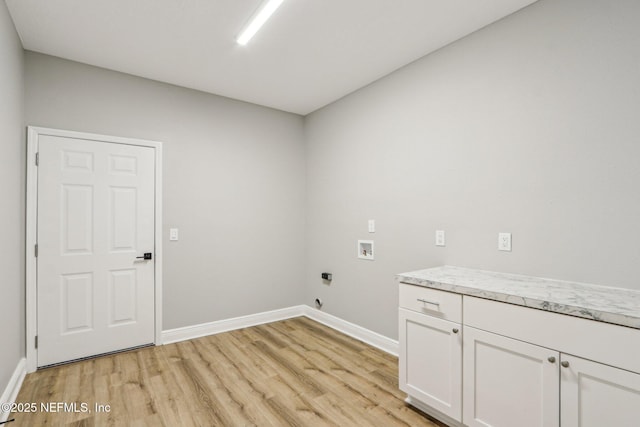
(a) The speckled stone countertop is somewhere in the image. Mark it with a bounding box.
[397,265,640,329]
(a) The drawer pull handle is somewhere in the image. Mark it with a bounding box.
[452,328,459,334]
[548,357,556,363]
[561,361,570,368]
[417,298,440,306]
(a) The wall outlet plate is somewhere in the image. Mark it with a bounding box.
[435,230,445,246]
[358,240,374,260]
[498,232,512,251]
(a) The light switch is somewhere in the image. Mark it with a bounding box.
[368,219,375,233]
[169,228,179,241]
[435,230,445,246]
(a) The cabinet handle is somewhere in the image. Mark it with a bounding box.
[561,361,570,368]
[452,328,459,334]
[548,356,556,363]
[417,298,440,306]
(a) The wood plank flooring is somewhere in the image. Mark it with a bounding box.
[11,317,444,426]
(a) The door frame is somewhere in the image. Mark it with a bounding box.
[26,126,163,373]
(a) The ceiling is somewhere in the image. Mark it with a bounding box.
[6,0,538,115]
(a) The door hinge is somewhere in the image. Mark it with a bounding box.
[35,152,39,166]
[35,335,38,349]
[35,244,38,257]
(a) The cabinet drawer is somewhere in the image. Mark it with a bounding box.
[399,283,462,323]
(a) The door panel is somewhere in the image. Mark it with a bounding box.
[110,186,137,251]
[62,184,94,254]
[561,354,640,427]
[109,154,137,174]
[463,326,559,427]
[109,269,137,325]
[37,134,155,367]
[60,273,93,333]
[399,308,462,421]
[63,150,93,171]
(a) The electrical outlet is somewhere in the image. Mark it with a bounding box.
[435,230,445,246]
[368,219,375,233]
[498,232,512,251]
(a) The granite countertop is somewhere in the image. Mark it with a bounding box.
[396,265,640,330]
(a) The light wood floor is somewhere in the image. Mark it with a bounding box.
[12,317,444,426]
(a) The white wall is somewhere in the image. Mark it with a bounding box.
[0,0,25,393]
[304,0,640,339]
[25,52,306,330]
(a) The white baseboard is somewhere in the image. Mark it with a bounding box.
[162,305,306,344]
[0,358,27,422]
[302,306,399,356]
[161,304,398,357]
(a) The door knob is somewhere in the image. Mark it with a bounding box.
[452,328,459,334]
[548,356,556,363]
[561,361,570,368]
[136,252,153,260]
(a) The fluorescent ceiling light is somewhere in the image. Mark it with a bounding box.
[237,0,284,45]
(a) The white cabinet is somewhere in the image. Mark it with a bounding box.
[560,354,640,427]
[463,326,559,427]
[462,296,640,427]
[398,284,463,424]
[399,284,640,427]
[462,333,640,427]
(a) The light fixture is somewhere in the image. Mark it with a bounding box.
[236,0,284,46]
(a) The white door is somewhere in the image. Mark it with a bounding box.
[463,326,559,427]
[399,308,462,421]
[37,134,156,367]
[561,354,640,427]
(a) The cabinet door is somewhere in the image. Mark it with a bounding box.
[399,308,462,421]
[561,354,640,427]
[463,326,559,427]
